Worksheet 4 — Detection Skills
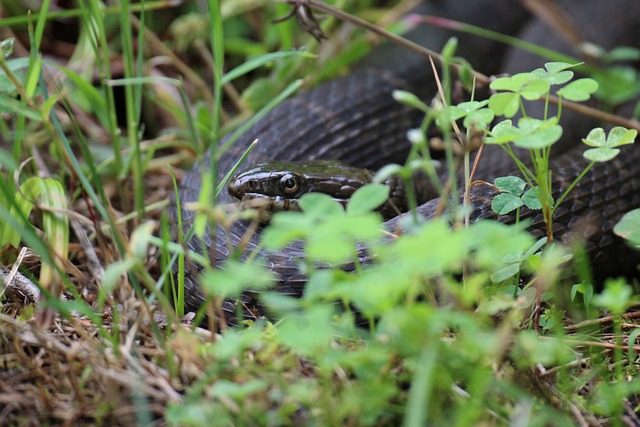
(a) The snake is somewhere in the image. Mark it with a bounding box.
[175,0,640,321]
[227,159,433,220]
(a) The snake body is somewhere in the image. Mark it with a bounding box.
[177,0,640,318]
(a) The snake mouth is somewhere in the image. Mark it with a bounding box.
[239,193,353,212]
[239,194,301,212]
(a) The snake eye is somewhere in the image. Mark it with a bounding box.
[280,174,299,195]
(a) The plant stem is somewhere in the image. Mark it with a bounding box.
[553,162,595,214]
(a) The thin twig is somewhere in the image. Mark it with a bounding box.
[565,310,640,332]
[539,335,640,352]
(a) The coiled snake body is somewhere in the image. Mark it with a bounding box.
[176,0,640,318]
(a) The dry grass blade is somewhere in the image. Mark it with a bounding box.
[0,310,189,425]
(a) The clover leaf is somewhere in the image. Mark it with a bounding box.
[489,73,550,118]
[530,62,577,85]
[347,183,389,216]
[582,126,637,162]
[486,118,562,149]
[485,120,520,144]
[557,78,599,102]
[614,208,640,248]
[436,100,493,129]
[491,176,542,215]
[513,117,563,149]
[487,92,521,118]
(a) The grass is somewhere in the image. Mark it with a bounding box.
[1,1,640,425]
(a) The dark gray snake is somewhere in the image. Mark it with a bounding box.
[175,0,640,320]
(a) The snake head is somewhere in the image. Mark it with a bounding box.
[228,160,373,210]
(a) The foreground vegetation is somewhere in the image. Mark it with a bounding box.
[2,1,640,425]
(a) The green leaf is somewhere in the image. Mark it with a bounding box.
[211,328,263,361]
[582,127,636,161]
[544,61,577,75]
[383,218,468,275]
[129,222,156,260]
[437,100,492,129]
[471,221,534,269]
[0,93,42,120]
[547,70,574,85]
[490,262,521,283]
[200,260,273,299]
[488,92,520,117]
[494,176,526,195]
[513,330,575,367]
[571,282,594,304]
[463,108,494,128]
[374,164,403,182]
[347,183,389,216]
[277,305,335,355]
[593,278,633,315]
[222,50,316,85]
[0,57,30,95]
[514,122,563,149]
[261,211,314,249]
[102,258,138,294]
[299,193,345,218]
[393,90,429,112]
[522,237,547,260]
[531,67,574,85]
[606,126,637,146]
[307,214,381,263]
[59,65,108,120]
[510,117,563,149]
[491,178,542,216]
[528,62,581,86]
[557,78,599,101]
[441,36,458,61]
[593,66,640,105]
[520,78,550,100]
[487,117,563,148]
[436,105,464,128]
[1,177,69,287]
[488,72,549,105]
[490,73,531,92]
[457,100,488,112]
[605,46,640,62]
[4,177,68,248]
[522,187,543,210]
[486,119,520,144]
[211,379,268,400]
[614,208,640,247]
[458,58,476,89]
[582,127,606,147]
[583,147,620,162]
[492,193,523,215]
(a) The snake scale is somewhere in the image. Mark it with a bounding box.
[176,0,640,320]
